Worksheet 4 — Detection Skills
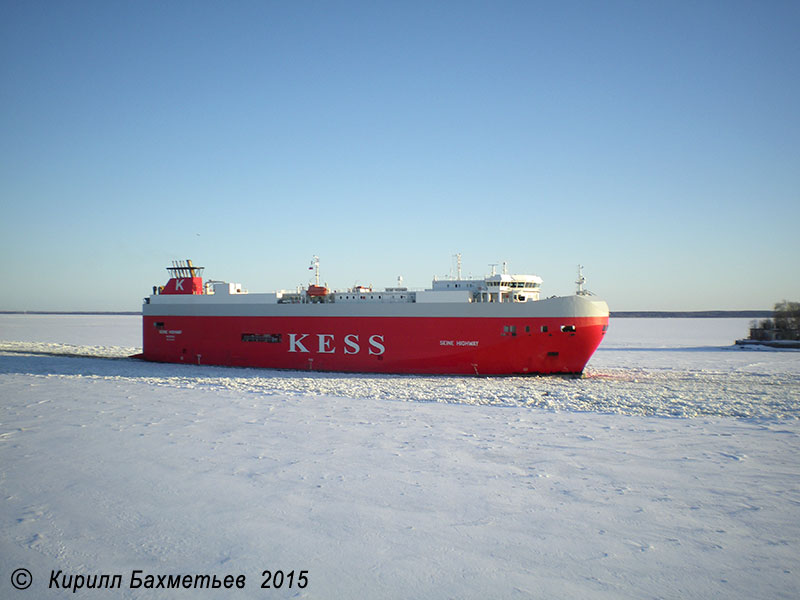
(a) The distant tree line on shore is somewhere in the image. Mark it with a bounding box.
[750,301,800,341]
[611,310,771,318]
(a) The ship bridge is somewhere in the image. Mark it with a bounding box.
[432,273,542,303]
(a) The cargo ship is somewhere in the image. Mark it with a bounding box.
[140,257,609,375]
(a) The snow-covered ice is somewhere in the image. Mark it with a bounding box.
[1,315,799,598]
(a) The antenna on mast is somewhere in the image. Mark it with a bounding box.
[309,255,320,286]
[450,253,463,280]
[576,265,590,296]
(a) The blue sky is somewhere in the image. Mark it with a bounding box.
[1,0,798,311]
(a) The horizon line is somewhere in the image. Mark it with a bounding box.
[0,309,774,318]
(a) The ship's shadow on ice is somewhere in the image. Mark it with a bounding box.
[0,352,500,382]
[3,352,150,377]
[0,352,295,380]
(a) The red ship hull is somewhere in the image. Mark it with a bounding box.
[142,313,608,375]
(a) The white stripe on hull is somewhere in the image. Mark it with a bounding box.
[144,294,609,319]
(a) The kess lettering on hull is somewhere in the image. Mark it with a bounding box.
[288,333,385,355]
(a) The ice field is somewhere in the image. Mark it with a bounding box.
[1,315,799,598]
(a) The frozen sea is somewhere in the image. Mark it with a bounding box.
[1,315,799,598]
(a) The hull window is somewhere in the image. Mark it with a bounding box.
[242,333,282,343]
